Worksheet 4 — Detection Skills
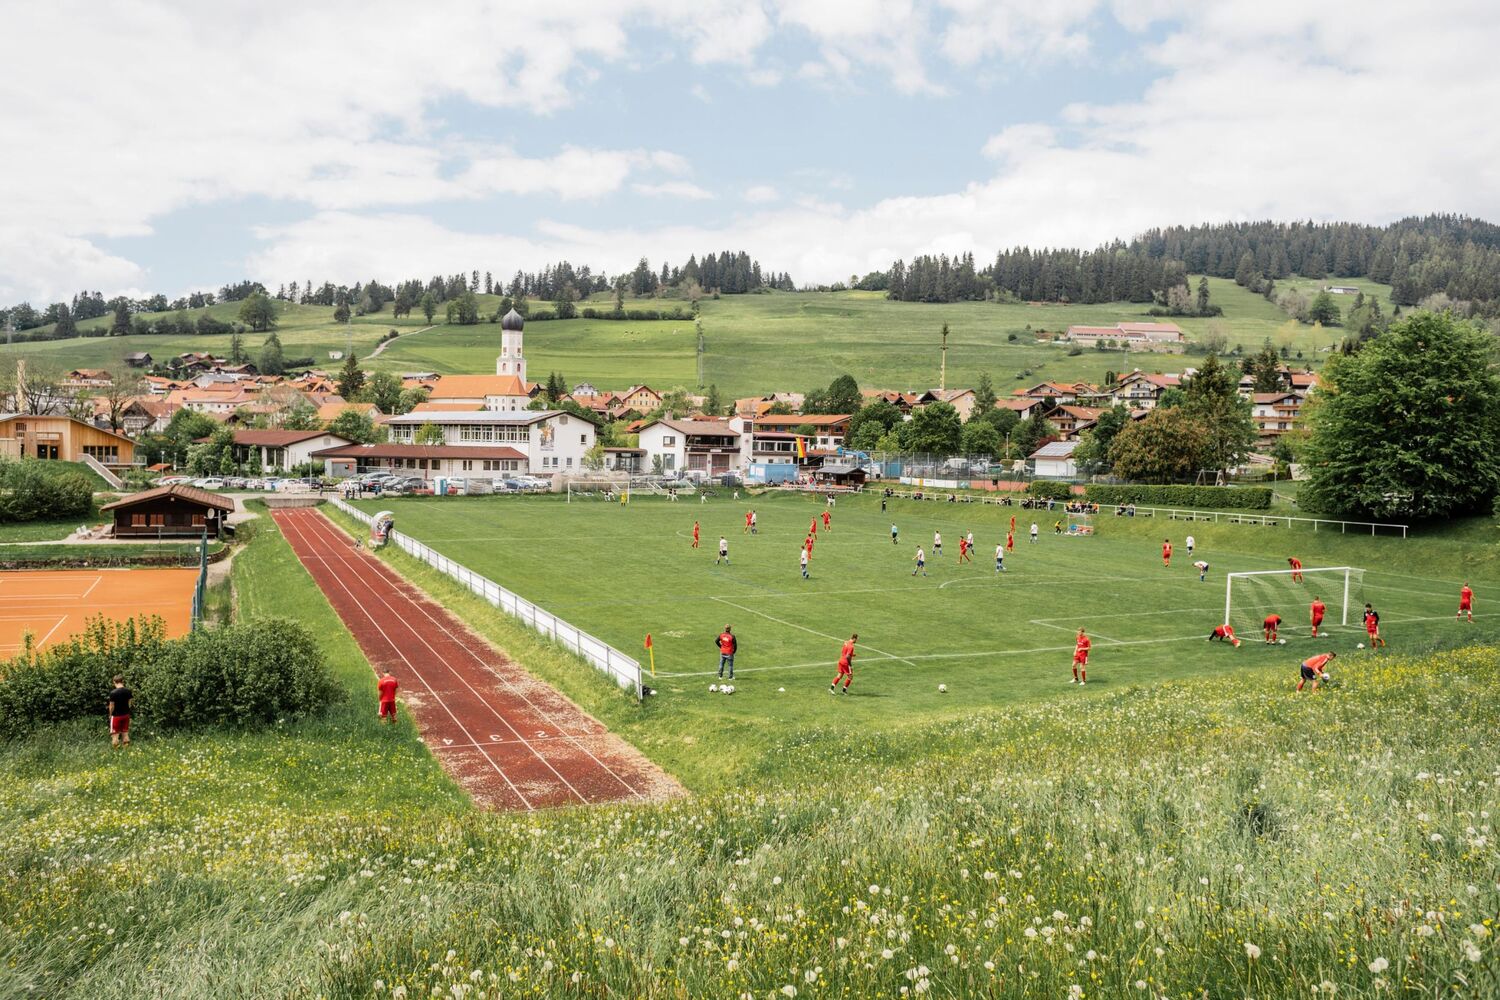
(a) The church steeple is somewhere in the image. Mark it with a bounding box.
[497,308,526,381]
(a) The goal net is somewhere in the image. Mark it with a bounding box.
[1224,566,1365,635]
[1065,511,1095,536]
[565,478,630,503]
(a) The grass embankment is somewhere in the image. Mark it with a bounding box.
[1,536,1495,998]
[0,540,226,567]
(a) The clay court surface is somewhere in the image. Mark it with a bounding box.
[0,568,199,655]
[273,507,679,810]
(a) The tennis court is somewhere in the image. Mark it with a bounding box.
[0,568,200,656]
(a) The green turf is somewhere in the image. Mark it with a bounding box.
[8,281,1386,397]
[350,491,1500,789]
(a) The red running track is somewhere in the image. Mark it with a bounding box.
[274,507,680,810]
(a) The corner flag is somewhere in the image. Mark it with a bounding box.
[644,633,655,676]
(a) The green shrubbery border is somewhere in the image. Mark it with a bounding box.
[1083,484,1272,510]
[0,615,339,740]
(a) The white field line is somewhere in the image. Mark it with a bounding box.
[79,574,103,600]
[709,595,915,667]
[1027,619,1125,645]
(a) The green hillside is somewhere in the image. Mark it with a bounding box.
[6,279,1390,397]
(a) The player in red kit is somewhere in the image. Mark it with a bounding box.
[1005,530,1015,553]
[1071,629,1091,684]
[1310,596,1326,637]
[692,521,700,548]
[957,536,971,563]
[1162,539,1172,568]
[822,510,831,532]
[810,516,818,537]
[744,510,753,534]
[1458,583,1474,622]
[377,671,399,722]
[1287,557,1303,583]
[1298,652,1335,692]
[830,633,857,694]
[1263,614,1282,644]
[1363,604,1386,647]
[1209,624,1240,646]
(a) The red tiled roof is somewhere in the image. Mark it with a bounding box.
[100,483,235,513]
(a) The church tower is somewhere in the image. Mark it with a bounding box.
[497,308,526,381]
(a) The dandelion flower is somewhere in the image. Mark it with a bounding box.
[1368,957,1389,973]
[1244,942,1261,959]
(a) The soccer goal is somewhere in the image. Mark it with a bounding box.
[565,478,630,503]
[1065,511,1095,536]
[1224,566,1364,633]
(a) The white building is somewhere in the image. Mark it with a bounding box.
[382,410,596,478]
[637,419,741,475]
[497,308,527,380]
[224,429,355,472]
[1029,440,1079,479]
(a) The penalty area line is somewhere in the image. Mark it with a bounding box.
[708,595,916,667]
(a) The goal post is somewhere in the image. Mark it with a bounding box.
[1224,566,1363,631]
[565,478,630,503]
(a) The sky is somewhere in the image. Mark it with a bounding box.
[2,0,1499,306]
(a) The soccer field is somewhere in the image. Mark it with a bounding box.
[351,492,1498,728]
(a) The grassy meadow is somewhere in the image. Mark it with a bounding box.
[6,278,1388,397]
[1,500,1497,997]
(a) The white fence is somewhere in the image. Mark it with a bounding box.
[331,499,644,698]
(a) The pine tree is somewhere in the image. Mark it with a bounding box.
[338,353,365,399]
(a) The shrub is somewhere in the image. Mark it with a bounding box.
[1083,484,1272,510]
[139,618,338,728]
[0,617,167,740]
[0,616,338,740]
[0,460,94,523]
[1027,480,1073,500]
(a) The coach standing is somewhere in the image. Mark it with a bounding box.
[716,625,738,681]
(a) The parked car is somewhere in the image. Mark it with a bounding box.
[193,478,226,490]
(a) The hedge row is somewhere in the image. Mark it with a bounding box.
[0,615,340,740]
[1026,481,1074,500]
[0,460,93,523]
[1082,484,1273,510]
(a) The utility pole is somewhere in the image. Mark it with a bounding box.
[939,323,949,392]
[696,319,705,387]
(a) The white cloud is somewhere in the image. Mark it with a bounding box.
[633,181,717,200]
[6,0,1500,303]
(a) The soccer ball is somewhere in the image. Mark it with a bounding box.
[1278,638,1287,646]
[938,684,948,693]
[777,686,786,693]
[1357,643,1365,649]
[708,684,719,693]
[723,685,735,695]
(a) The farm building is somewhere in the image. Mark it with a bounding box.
[0,414,136,466]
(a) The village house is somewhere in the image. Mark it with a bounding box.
[1107,371,1183,410]
[916,388,977,421]
[102,484,235,538]
[637,418,741,476]
[617,385,664,413]
[1065,322,1184,349]
[312,442,528,480]
[1049,405,1107,440]
[1029,440,1080,479]
[1249,391,1306,446]
[731,413,851,472]
[211,429,356,473]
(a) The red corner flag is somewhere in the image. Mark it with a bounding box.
[644,633,655,676]
[644,633,653,649]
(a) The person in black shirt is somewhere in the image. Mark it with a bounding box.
[107,675,133,748]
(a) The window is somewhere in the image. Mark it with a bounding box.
[580,434,587,445]
[462,460,473,471]
[664,436,676,446]
[192,514,206,527]
[130,513,146,527]
[560,415,568,425]
[664,455,676,470]
[566,457,573,468]
[149,513,165,527]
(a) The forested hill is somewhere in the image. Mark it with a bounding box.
[872,215,1500,312]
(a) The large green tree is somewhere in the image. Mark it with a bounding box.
[1182,354,1255,472]
[805,374,862,415]
[363,371,403,414]
[327,409,381,444]
[1300,311,1500,518]
[902,401,962,454]
[1010,415,1056,458]
[972,372,996,416]
[959,420,1002,458]
[258,332,286,376]
[337,353,365,399]
[1246,340,1283,393]
[1108,407,1211,483]
[1071,405,1132,475]
[844,398,902,451]
[238,291,277,332]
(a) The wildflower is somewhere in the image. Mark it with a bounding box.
[1244,942,1261,959]
[1135,982,1147,991]
[882,949,894,960]
[1368,957,1389,973]
[1463,941,1482,963]
[1069,985,1084,999]
[781,985,797,998]
[1416,924,1436,938]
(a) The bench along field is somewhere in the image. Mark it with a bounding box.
[349,491,1495,787]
